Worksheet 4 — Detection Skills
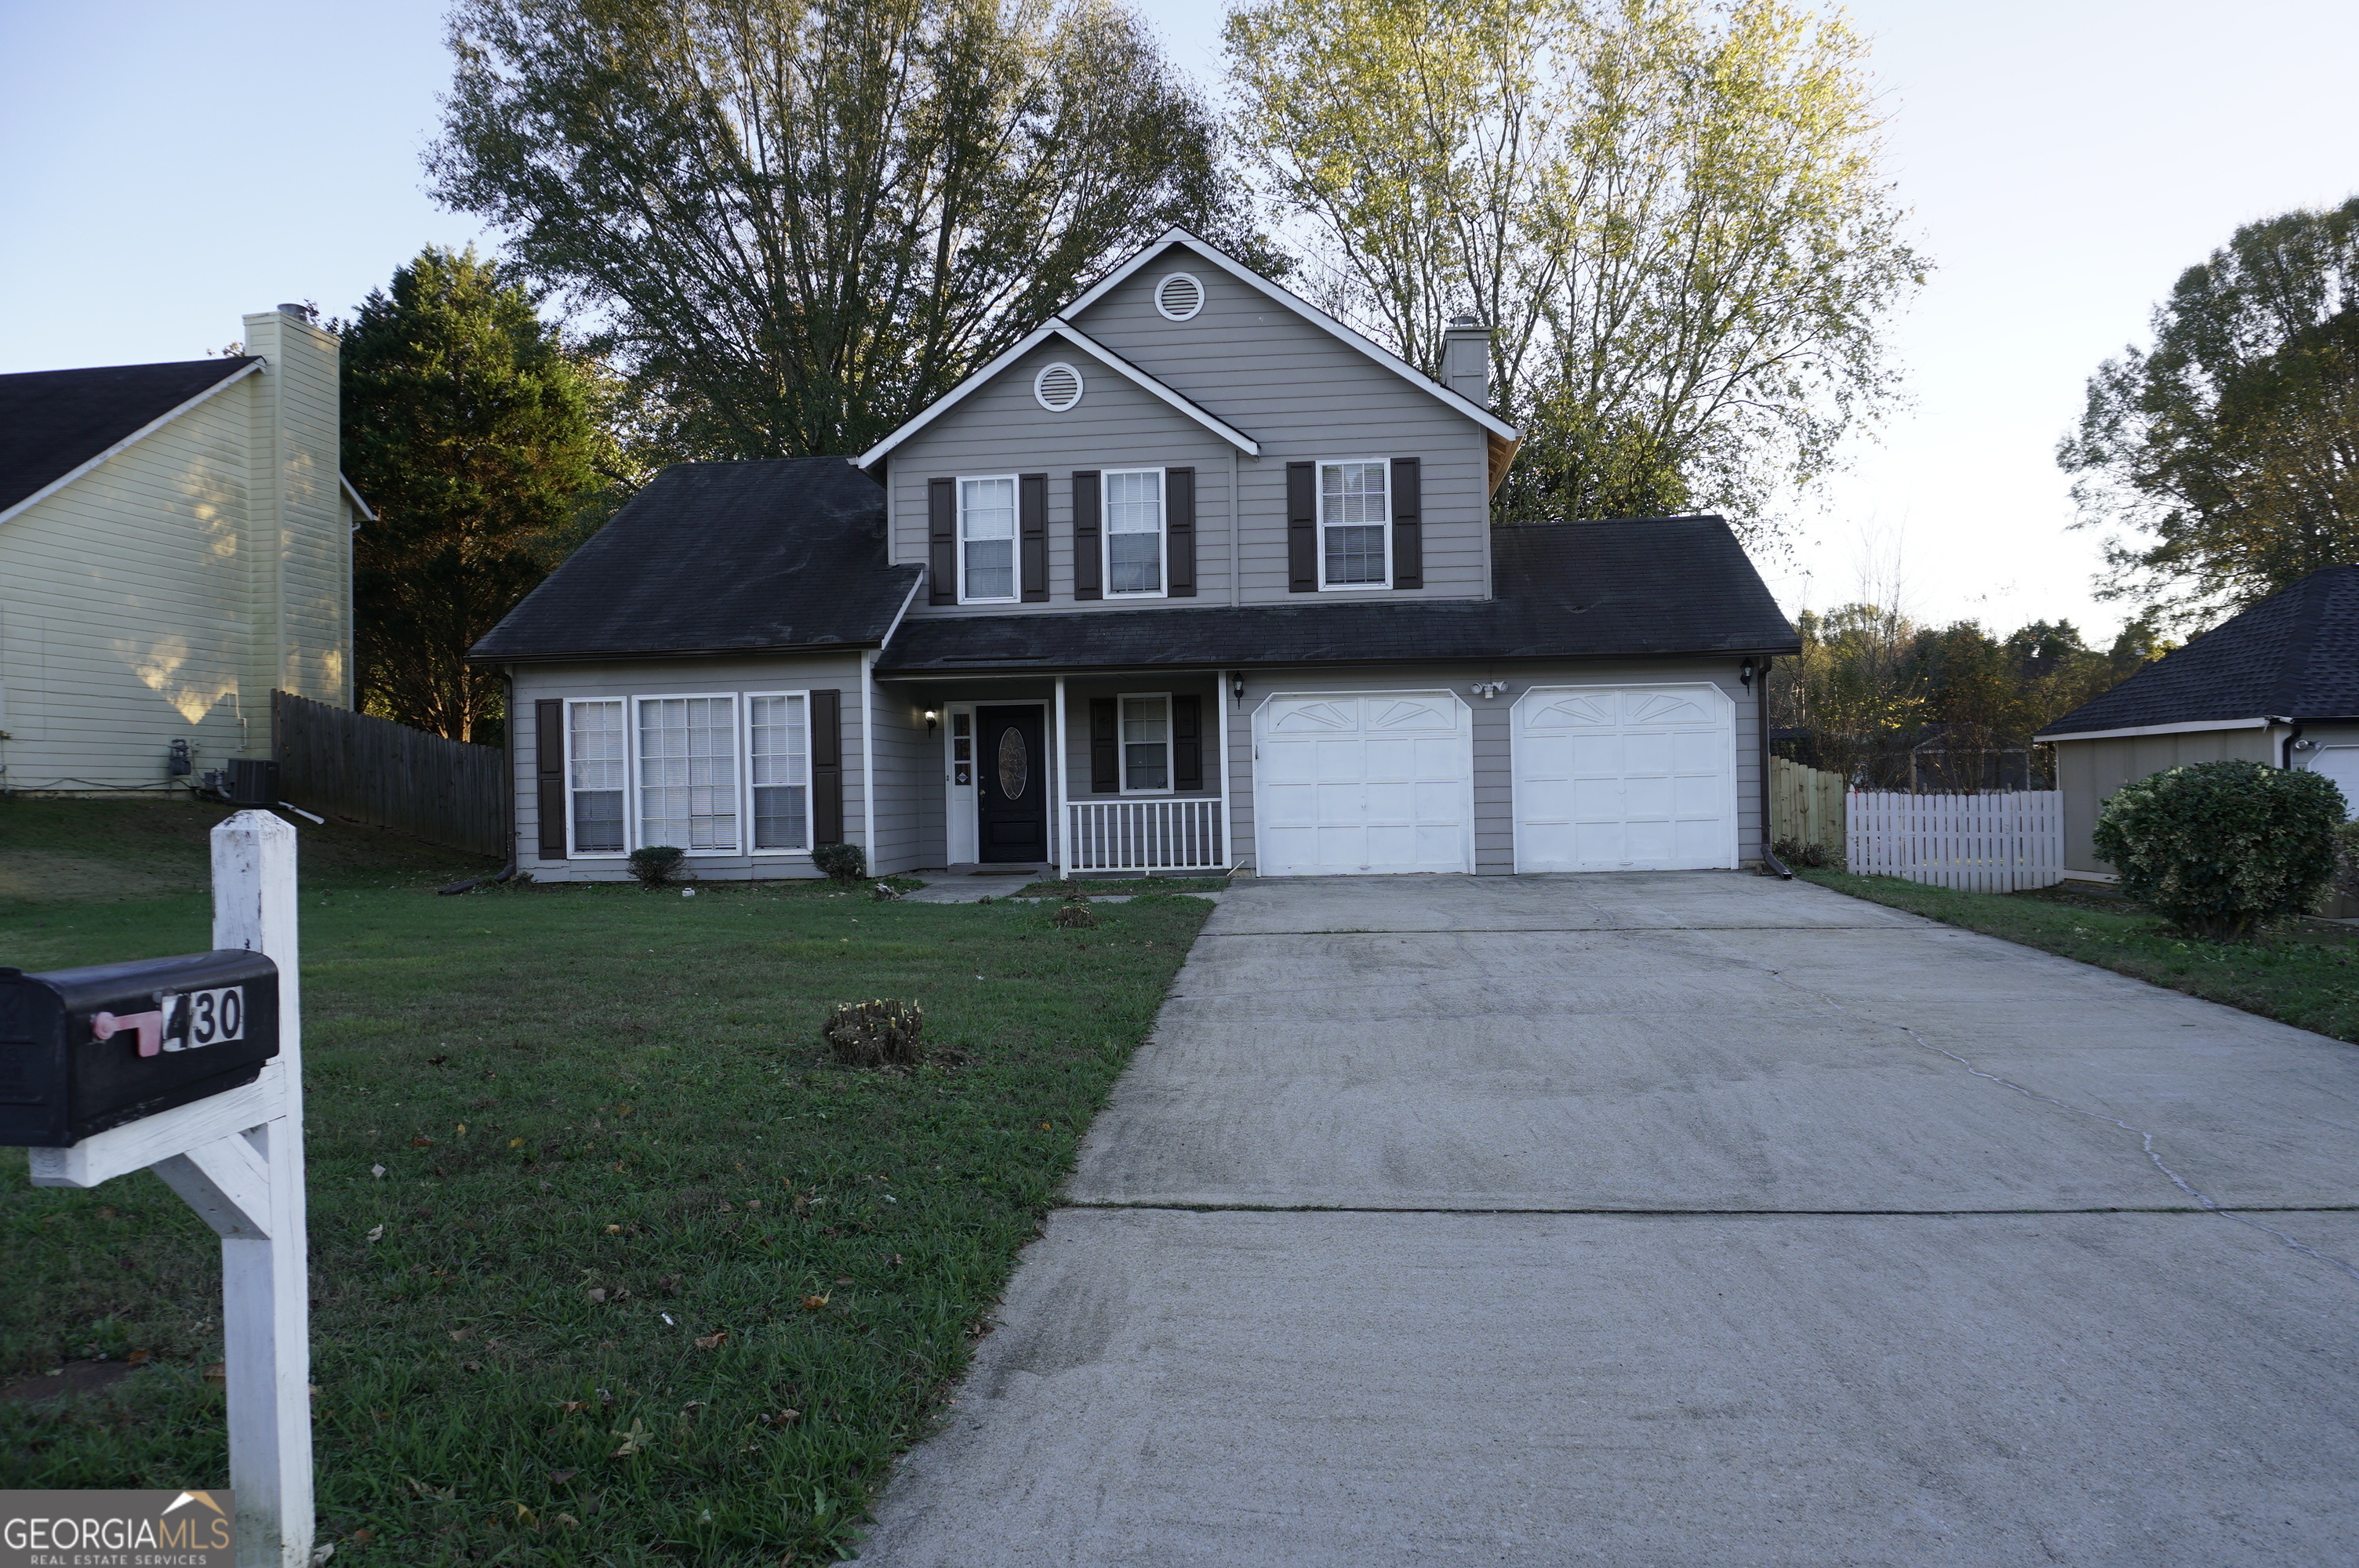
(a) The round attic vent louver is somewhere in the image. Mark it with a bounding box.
[1155,272,1205,321]
[1033,361,1084,412]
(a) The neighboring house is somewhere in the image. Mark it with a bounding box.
[0,307,364,796]
[2037,564,2359,885]
[471,230,1797,881]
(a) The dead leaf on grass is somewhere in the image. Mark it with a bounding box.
[557,1402,587,1417]
[800,1294,830,1311]
[586,1288,607,1304]
[365,1225,384,1243]
[609,1418,652,1457]
[125,1349,151,1366]
[410,1136,434,1149]
[603,1224,621,1235]
[692,1332,729,1350]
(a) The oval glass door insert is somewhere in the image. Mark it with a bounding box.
[998,728,1029,800]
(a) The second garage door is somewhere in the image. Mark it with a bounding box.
[1513,684,1737,872]
[1255,691,1473,876]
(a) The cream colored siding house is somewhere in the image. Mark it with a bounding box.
[473,231,1797,883]
[0,308,362,795]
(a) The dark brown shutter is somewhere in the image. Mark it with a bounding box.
[928,478,957,604]
[535,699,566,860]
[1020,472,1049,602]
[1287,461,1317,592]
[1172,694,1203,791]
[811,688,845,844]
[1072,470,1103,601]
[1390,456,1422,589]
[1090,698,1119,792]
[1166,466,1196,597]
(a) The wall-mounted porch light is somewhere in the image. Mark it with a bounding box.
[1470,681,1508,699]
[923,709,939,736]
[1739,658,1756,688]
[1230,675,1245,702]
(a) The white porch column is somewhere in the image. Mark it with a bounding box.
[1216,670,1234,871]
[1053,677,1069,879]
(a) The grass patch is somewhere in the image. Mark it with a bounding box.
[1015,875,1231,898]
[0,806,1209,1564]
[1803,868,2359,1045]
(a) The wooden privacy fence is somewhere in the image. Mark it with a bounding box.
[1846,789,2063,892]
[1770,757,1846,858]
[274,691,505,857]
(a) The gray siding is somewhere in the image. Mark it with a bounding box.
[885,252,1495,619]
[2055,727,2277,873]
[509,653,866,883]
[868,676,937,876]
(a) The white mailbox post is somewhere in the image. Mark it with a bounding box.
[25,811,313,1568]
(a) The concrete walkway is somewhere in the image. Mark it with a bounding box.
[856,873,2359,1566]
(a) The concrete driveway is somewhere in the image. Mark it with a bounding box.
[856,873,2359,1566]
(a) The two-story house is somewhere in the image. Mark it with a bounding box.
[470,231,1797,880]
[0,307,362,796]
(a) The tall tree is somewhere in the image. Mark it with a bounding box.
[1223,0,1926,529]
[2060,198,2359,628]
[344,245,618,742]
[428,0,1252,461]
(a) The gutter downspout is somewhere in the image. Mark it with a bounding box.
[1757,656,1791,880]
[2272,715,2302,770]
[439,665,521,895]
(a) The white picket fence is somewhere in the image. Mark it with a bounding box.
[1846,789,2063,892]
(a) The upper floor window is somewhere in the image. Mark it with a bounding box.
[1104,469,1165,597]
[959,475,1018,602]
[1321,459,1390,589]
[1121,694,1171,791]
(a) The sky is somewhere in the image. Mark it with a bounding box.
[5,0,2355,643]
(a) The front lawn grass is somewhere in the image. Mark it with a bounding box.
[1802,868,2359,1045]
[0,803,1210,1564]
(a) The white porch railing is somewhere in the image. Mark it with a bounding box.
[1846,789,2063,892]
[1064,798,1228,873]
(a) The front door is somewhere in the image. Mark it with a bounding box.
[975,705,1049,864]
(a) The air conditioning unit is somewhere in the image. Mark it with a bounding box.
[226,758,280,808]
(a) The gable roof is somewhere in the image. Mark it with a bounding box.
[877,516,1794,673]
[856,318,1260,468]
[0,357,263,524]
[1062,228,1520,442]
[2037,565,2359,739]
[470,458,921,663]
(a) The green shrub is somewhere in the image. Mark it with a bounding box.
[2092,759,2343,938]
[812,842,867,883]
[627,845,686,887]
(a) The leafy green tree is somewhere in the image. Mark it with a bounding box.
[428,0,1255,462]
[2061,198,2359,628]
[343,245,622,742]
[1223,0,1927,529]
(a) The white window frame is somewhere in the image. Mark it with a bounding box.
[563,697,631,858]
[743,689,815,857]
[1118,691,1176,795]
[1316,457,1393,592]
[633,692,743,856]
[957,473,1022,605]
[1101,466,1169,600]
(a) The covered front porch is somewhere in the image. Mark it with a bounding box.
[878,670,1234,878]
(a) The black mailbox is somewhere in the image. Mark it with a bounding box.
[0,951,280,1147]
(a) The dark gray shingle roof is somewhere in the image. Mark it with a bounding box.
[2037,565,2359,736]
[877,515,1797,672]
[0,358,260,515]
[470,459,921,662]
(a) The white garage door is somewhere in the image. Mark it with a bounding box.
[1255,691,1474,876]
[1514,684,1736,872]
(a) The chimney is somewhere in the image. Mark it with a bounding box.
[1442,314,1492,408]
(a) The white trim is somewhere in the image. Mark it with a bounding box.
[1053,681,1069,877]
[1154,271,1205,321]
[1314,457,1393,591]
[1507,682,1739,874]
[943,702,980,866]
[1249,688,1476,877]
[1216,670,1234,868]
[1102,466,1169,599]
[1033,361,1085,412]
[1062,228,1521,441]
[856,319,1260,466]
[2059,868,2121,884]
[0,359,265,527]
[742,689,816,856]
[2039,716,2276,743]
[339,472,376,522]
[562,697,631,859]
[860,652,878,865]
[965,699,1052,869]
[632,691,744,855]
[1117,691,1176,794]
[877,572,923,652]
[954,473,1023,605]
